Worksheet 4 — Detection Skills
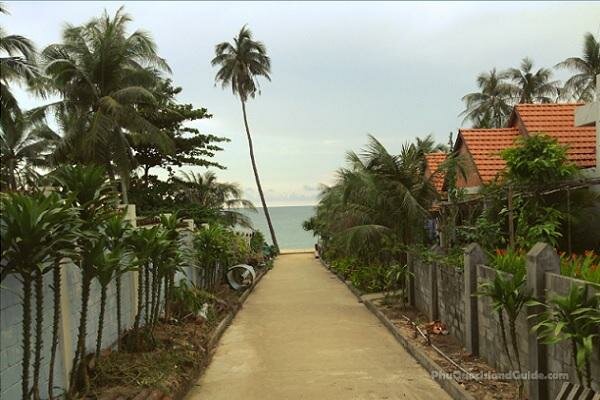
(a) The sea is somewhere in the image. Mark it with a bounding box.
[238,205,317,251]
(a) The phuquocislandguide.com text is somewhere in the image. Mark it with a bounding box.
[432,370,569,381]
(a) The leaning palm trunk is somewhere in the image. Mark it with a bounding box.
[48,261,61,398]
[22,276,33,400]
[241,99,279,250]
[32,270,44,400]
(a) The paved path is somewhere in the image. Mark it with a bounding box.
[186,253,450,400]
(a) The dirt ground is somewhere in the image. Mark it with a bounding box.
[378,300,520,400]
[87,282,244,400]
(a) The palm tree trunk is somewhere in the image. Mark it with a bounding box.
[22,276,33,400]
[95,286,107,360]
[69,270,91,392]
[49,262,61,399]
[134,267,144,331]
[120,176,129,205]
[144,266,150,323]
[240,99,279,250]
[32,270,44,400]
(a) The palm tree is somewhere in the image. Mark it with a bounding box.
[38,7,173,203]
[0,116,60,191]
[0,3,38,123]
[506,57,559,103]
[461,69,514,128]
[173,170,256,227]
[557,32,600,102]
[308,135,436,264]
[211,25,279,250]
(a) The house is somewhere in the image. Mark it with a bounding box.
[453,103,598,191]
[424,151,447,193]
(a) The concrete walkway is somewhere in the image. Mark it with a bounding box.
[186,253,450,400]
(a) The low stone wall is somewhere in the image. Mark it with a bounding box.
[476,265,528,374]
[409,244,600,400]
[413,258,434,319]
[436,265,466,345]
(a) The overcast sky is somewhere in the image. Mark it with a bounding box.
[4,1,600,206]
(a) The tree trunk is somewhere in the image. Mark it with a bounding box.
[144,266,150,323]
[22,276,33,400]
[49,262,61,399]
[497,310,514,370]
[240,99,279,251]
[120,175,129,205]
[134,267,144,331]
[32,270,44,400]
[508,317,524,399]
[69,271,91,392]
[95,286,107,360]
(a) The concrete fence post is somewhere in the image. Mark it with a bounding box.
[526,243,559,400]
[464,243,486,356]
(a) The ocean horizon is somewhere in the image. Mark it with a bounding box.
[237,205,317,251]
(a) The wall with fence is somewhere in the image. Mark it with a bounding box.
[408,243,600,400]
[0,207,209,400]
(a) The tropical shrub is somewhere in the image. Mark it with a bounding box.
[0,192,78,400]
[530,285,600,387]
[561,251,600,284]
[169,280,218,321]
[477,272,531,399]
[489,248,526,279]
[383,263,412,306]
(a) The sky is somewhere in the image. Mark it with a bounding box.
[4,1,600,206]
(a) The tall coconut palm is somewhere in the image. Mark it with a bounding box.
[557,32,600,102]
[0,3,38,124]
[38,7,173,203]
[211,25,279,250]
[506,57,559,103]
[461,68,514,128]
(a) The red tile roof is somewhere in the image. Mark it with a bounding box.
[513,103,596,168]
[458,128,520,183]
[424,152,446,192]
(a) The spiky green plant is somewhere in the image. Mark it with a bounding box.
[1,191,77,400]
[104,213,134,349]
[51,165,117,393]
[477,272,531,399]
[530,284,600,387]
